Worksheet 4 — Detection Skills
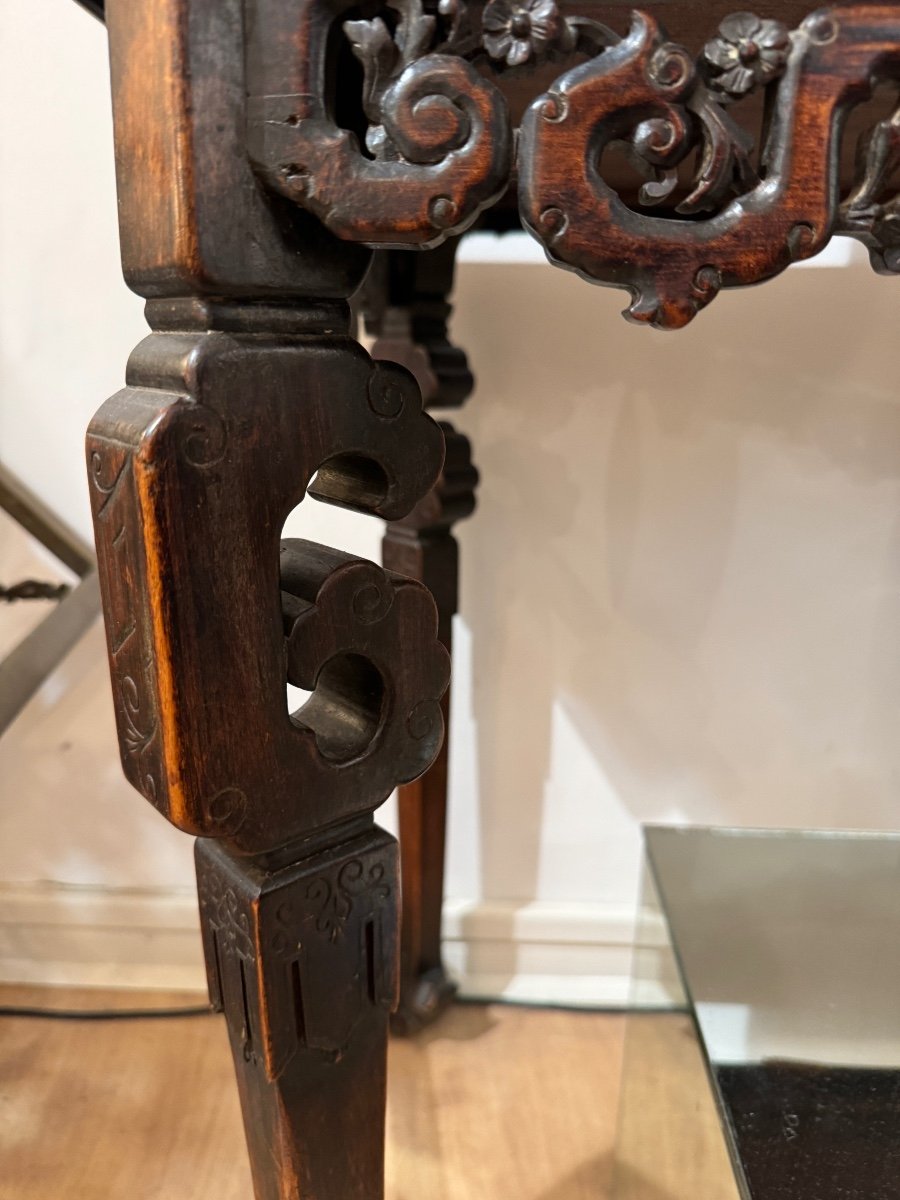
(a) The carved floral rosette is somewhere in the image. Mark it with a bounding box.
[248,1,900,325]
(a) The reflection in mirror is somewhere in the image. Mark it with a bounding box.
[617,827,900,1200]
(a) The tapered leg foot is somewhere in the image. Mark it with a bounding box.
[197,826,399,1200]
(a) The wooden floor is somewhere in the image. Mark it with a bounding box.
[0,985,629,1200]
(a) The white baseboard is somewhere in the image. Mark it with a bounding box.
[0,883,206,992]
[441,898,678,1007]
[0,883,681,1007]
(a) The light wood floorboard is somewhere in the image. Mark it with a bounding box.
[0,986,627,1200]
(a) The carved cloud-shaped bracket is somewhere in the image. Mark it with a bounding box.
[281,539,450,785]
[87,326,448,854]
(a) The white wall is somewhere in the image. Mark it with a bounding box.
[445,254,900,910]
[3,0,900,999]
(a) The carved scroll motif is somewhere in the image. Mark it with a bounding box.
[281,538,450,783]
[519,6,900,328]
[249,0,513,248]
[839,103,900,271]
[88,441,161,802]
[305,858,392,944]
[91,5,450,1194]
[249,3,900,324]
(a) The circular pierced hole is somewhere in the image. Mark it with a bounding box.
[290,653,386,762]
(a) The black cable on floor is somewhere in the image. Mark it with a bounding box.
[0,1003,215,1020]
[0,997,689,1020]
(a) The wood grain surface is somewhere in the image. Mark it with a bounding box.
[1,987,632,1200]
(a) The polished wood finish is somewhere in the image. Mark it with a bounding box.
[196,828,399,1199]
[87,2,450,1195]
[520,6,900,327]
[364,241,475,412]
[88,314,447,852]
[364,240,479,1032]
[76,1,900,1196]
[246,1,900,325]
[245,1,513,247]
[382,424,478,1032]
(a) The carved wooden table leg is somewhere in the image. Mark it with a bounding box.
[363,244,478,1032]
[195,828,399,1197]
[78,0,900,1193]
[382,424,477,1032]
[86,3,448,1196]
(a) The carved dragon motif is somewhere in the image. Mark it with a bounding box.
[248,3,900,324]
[520,5,900,327]
[248,0,513,247]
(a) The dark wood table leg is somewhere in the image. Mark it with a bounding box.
[85,3,449,1195]
[76,0,900,1193]
[195,828,400,1198]
[363,244,478,1033]
[382,425,478,1033]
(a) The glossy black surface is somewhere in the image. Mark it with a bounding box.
[645,827,900,1200]
[718,1062,900,1199]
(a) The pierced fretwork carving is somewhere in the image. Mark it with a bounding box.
[281,538,448,777]
[247,0,512,248]
[87,1,455,1196]
[839,101,900,270]
[246,2,900,325]
[346,0,616,76]
[520,6,900,327]
[88,310,449,854]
